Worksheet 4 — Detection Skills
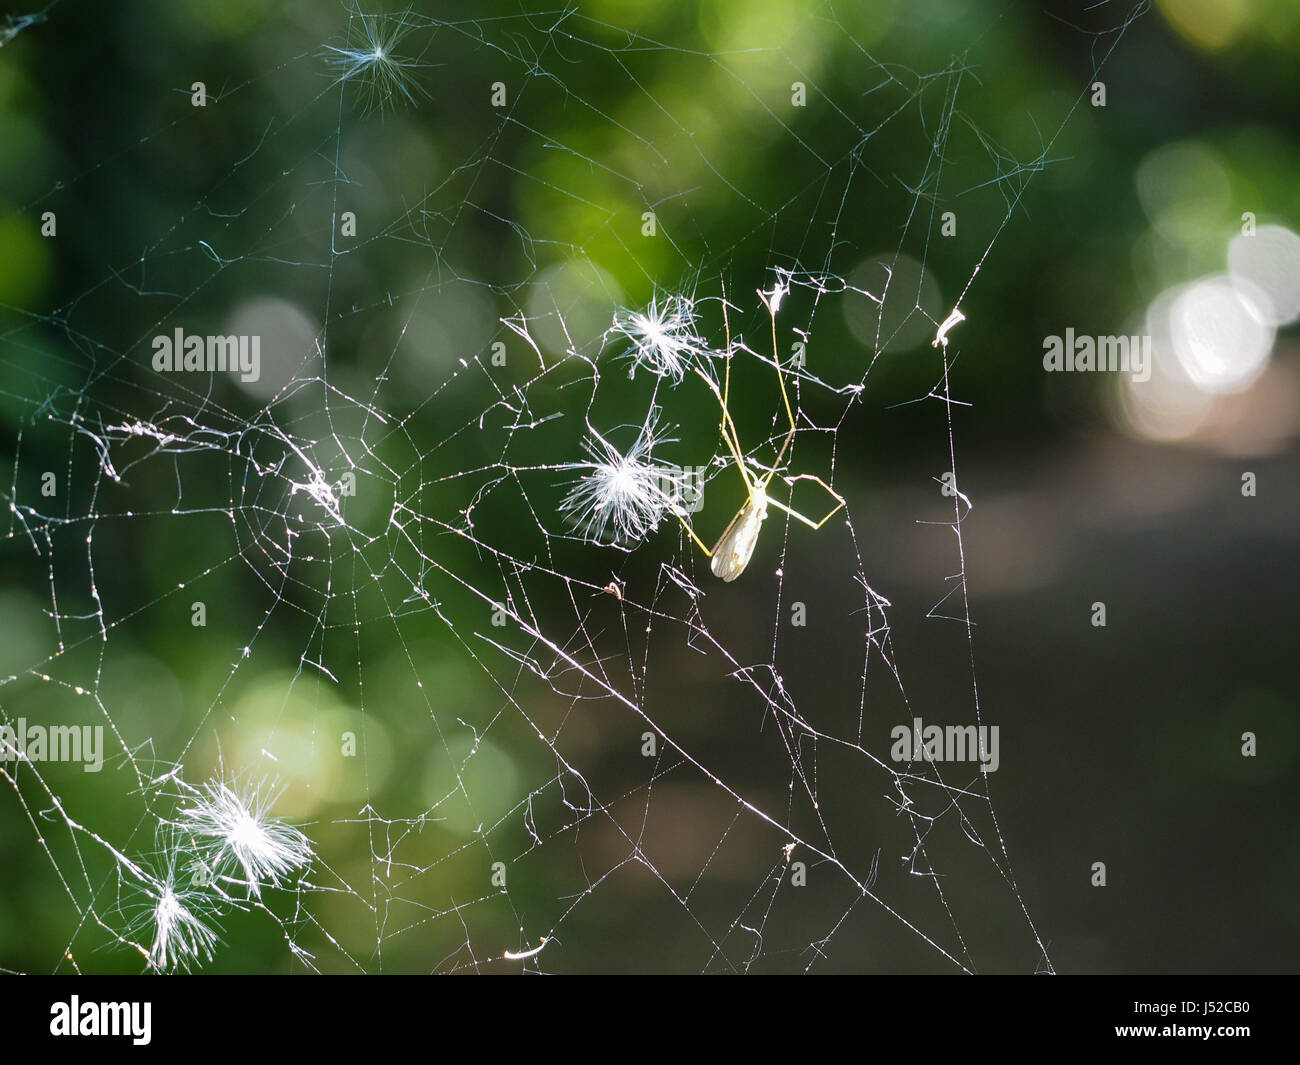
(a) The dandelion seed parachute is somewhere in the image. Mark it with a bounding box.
[609,295,710,383]
[322,6,429,114]
[559,412,686,545]
[121,827,222,973]
[177,778,313,898]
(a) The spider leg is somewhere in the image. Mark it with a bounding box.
[693,367,753,494]
[766,473,846,530]
[671,506,714,558]
[757,288,797,487]
[720,279,732,437]
[717,285,751,493]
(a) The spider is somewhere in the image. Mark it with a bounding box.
[675,284,847,581]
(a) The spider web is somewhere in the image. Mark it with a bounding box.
[0,1,1144,973]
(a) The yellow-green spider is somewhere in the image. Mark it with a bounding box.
[676,284,846,581]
